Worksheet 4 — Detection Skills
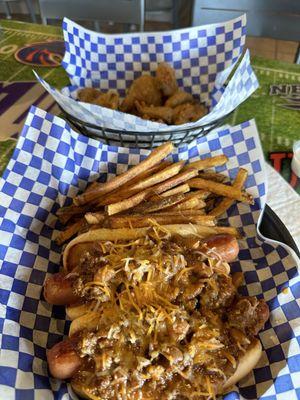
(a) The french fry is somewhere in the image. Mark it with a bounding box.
[156,210,209,217]
[191,208,205,214]
[58,213,76,225]
[105,213,216,229]
[87,210,213,229]
[184,155,228,171]
[84,212,106,225]
[131,193,186,214]
[209,169,248,217]
[151,168,198,195]
[198,171,227,183]
[168,224,241,238]
[148,183,190,201]
[88,223,105,231]
[97,161,184,206]
[205,198,217,213]
[74,142,174,205]
[188,177,254,204]
[148,193,162,202]
[126,160,172,185]
[129,160,185,192]
[184,190,211,201]
[95,160,173,204]
[160,183,190,197]
[165,197,205,212]
[106,168,198,216]
[55,219,86,246]
[89,160,172,194]
[56,151,248,247]
[86,181,99,192]
[106,190,149,216]
[57,204,91,224]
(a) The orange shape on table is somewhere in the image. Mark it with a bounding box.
[14,40,65,67]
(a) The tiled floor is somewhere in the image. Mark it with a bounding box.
[0,13,299,63]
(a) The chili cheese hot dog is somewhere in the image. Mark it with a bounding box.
[44,225,269,400]
[43,232,239,306]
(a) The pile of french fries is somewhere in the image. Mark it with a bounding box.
[56,142,253,245]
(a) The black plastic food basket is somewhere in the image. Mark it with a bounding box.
[61,107,231,149]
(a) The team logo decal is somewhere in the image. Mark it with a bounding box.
[14,40,65,67]
[270,84,300,111]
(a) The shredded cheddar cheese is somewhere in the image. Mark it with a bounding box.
[71,226,254,400]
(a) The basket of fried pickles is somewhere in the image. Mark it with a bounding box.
[63,63,228,147]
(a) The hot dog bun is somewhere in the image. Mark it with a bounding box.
[68,338,262,400]
[61,227,237,317]
[69,311,100,337]
[66,301,97,321]
[223,338,262,391]
[63,224,237,272]
[71,380,153,400]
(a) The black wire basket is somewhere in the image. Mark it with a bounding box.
[61,107,231,149]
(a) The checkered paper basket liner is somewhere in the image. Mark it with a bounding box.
[35,14,259,134]
[0,106,299,399]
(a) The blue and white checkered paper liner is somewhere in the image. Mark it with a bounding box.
[0,106,299,400]
[36,14,259,133]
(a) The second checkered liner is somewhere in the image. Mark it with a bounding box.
[0,107,299,399]
[36,14,259,134]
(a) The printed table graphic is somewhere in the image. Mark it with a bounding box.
[14,40,65,67]
[0,20,299,193]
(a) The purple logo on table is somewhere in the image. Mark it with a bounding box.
[0,81,58,139]
[270,84,300,110]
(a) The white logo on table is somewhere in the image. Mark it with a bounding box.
[270,84,300,110]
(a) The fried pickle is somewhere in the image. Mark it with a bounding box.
[120,75,162,112]
[156,62,178,97]
[93,91,119,110]
[77,88,101,103]
[173,102,207,125]
[78,88,119,110]
[135,101,173,124]
[165,89,194,108]
[77,63,209,125]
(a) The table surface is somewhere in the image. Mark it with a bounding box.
[0,19,299,252]
[0,19,299,190]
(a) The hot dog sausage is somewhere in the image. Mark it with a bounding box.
[47,336,82,379]
[173,233,239,263]
[43,272,80,305]
[44,234,238,306]
[202,234,239,263]
[68,242,98,271]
